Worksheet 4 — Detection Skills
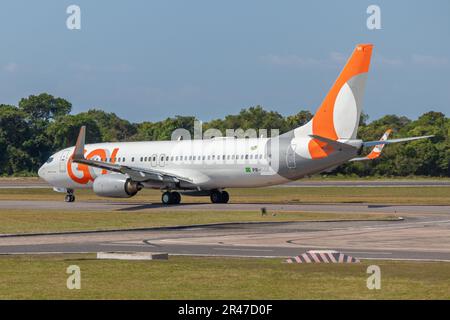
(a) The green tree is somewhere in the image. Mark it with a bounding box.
[81,109,137,141]
[0,105,30,174]
[46,114,102,150]
[18,93,72,121]
[285,110,313,131]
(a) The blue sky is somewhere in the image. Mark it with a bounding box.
[0,0,449,122]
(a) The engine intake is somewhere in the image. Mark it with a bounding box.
[93,174,141,198]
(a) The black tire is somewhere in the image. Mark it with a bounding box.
[65,194,75,203]
[161,191,173,205]
[210,190,222,204]
[220,191,229,203]
[171,192,181,204]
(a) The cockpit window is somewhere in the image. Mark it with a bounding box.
[46,157,54,164]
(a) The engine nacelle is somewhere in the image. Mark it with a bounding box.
[93,174,141,198]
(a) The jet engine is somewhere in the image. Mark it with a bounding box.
[93,174,141,198]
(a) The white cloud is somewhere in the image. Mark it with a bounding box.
[108,63,134,73]
[3,63,18,73]
[329,51,346,64]
[260,52,344,69]
[411,54,449,67]
[376,55,405,67]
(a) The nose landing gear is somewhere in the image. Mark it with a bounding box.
[64,189,75,203]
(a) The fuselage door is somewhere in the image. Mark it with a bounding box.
[151,154,157,167]
[287,144,296,169]
[59,150,70,173]
[159,154,166,167]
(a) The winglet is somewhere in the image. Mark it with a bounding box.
[73,126,86,160]
[366,129,392,160]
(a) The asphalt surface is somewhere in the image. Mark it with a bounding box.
[1,200,449,261]
[1,178,450,188]
[0,200,449,215]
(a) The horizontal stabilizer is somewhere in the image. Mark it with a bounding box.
[363,135,433,147]
[308,134,357,153]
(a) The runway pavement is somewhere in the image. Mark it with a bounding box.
[0,200,449,215]
[1,178,449,188]
[1,200,449,261]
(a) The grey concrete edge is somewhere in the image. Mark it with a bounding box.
[0,217,404,238]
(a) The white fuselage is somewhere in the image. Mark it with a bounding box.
[38,137,294,191]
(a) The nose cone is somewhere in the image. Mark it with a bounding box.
[38,164,46,180]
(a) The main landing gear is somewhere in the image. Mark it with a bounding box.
[161,191,181,205]
[64,189,75,203]
[210,190,229,204]
[160,190,229,205]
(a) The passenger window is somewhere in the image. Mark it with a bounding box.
[132,157,135,162]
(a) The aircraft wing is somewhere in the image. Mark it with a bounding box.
[71,126,194,185]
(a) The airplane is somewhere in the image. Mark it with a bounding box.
[38,44,433,204]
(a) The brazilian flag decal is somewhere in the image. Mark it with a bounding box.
[245,167,251,173]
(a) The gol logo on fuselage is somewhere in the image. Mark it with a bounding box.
[67,148,119,184]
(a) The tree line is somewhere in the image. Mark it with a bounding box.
[0,93,448,177]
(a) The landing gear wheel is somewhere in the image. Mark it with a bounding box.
[161,191,173,205]
[210,190,228,203]
[64,194,75,202]
[171,192,181,204]
[220,191,229,203]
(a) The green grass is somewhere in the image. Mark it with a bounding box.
[0,209,394,234]
[0,254,448,299]
[0,186,449,204]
